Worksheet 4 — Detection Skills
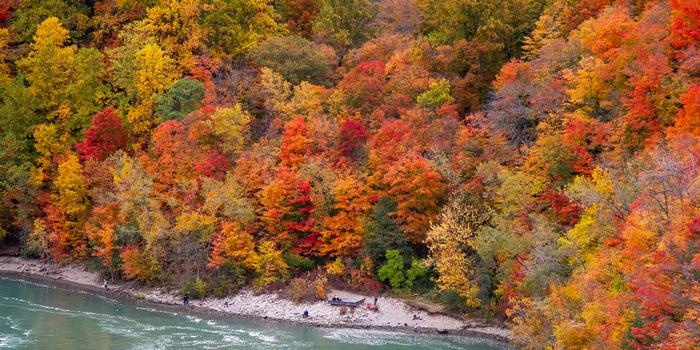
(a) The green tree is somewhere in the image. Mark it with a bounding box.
[10,0,90,42]
[419,0,546,58]
[378,249,406,289]
[155,78,205,122]
[0,78,40,240]
[406,259,429,289]
[202,0,281,58]
[249,35,335,86]
[312,0,378,52]
[417,79,454,108]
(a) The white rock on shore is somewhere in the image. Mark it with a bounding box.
[0,256,510,341]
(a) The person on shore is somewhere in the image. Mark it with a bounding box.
[302,310,309,318]
[183,294,189,305]
[103,279,108,289]
[374,296,378,305]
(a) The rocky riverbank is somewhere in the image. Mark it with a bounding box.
[0,256,510,342]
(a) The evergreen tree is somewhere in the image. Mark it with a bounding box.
[363,197,412,268]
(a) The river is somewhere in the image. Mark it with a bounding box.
[0,278,507,349]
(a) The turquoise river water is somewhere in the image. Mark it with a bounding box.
[0,277,507,350]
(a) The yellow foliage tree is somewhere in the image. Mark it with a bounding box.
[47,153,90,259]
[0,28,10,80]
[521,6,562,60]
[425,197,488,307]
[127,43,179,134]
[174,212,217,243]
[54,153,89,219]
[285,82,327,119]
[565,56,615,117]
[325,257,345,275]
[18,17,103,122]
[258,68,292,118]
[31,123,63,185]
[200,173,254,222]
[142,0,206,72]
[206,105,252,154]
[18,17,76,112]
[108,152,169,248]
[254,240,289,291]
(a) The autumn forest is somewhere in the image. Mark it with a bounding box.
[0,0,698,348]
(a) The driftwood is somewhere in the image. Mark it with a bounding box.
[328,298,365,307]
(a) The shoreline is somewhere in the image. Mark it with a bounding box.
[0,256,510,343]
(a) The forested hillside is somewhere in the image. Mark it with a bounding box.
[0,1,698,348]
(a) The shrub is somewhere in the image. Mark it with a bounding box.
[287,277,308,303]
[24,218,48,259]
[284,275,327,303]
[285,252,315,272]
[208,264,248,297]
[348,264,382,294]
[440,290,469,313]
[314,275,328,300]
[325,257,345,276]
[378,249,406,289]
[182,276,209,299]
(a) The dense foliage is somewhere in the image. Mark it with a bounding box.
[0,0,697,348]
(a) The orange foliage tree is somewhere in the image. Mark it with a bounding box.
[208,221,258,270]
[319,175,372,256]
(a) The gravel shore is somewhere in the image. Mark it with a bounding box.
[0,256,510,342]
